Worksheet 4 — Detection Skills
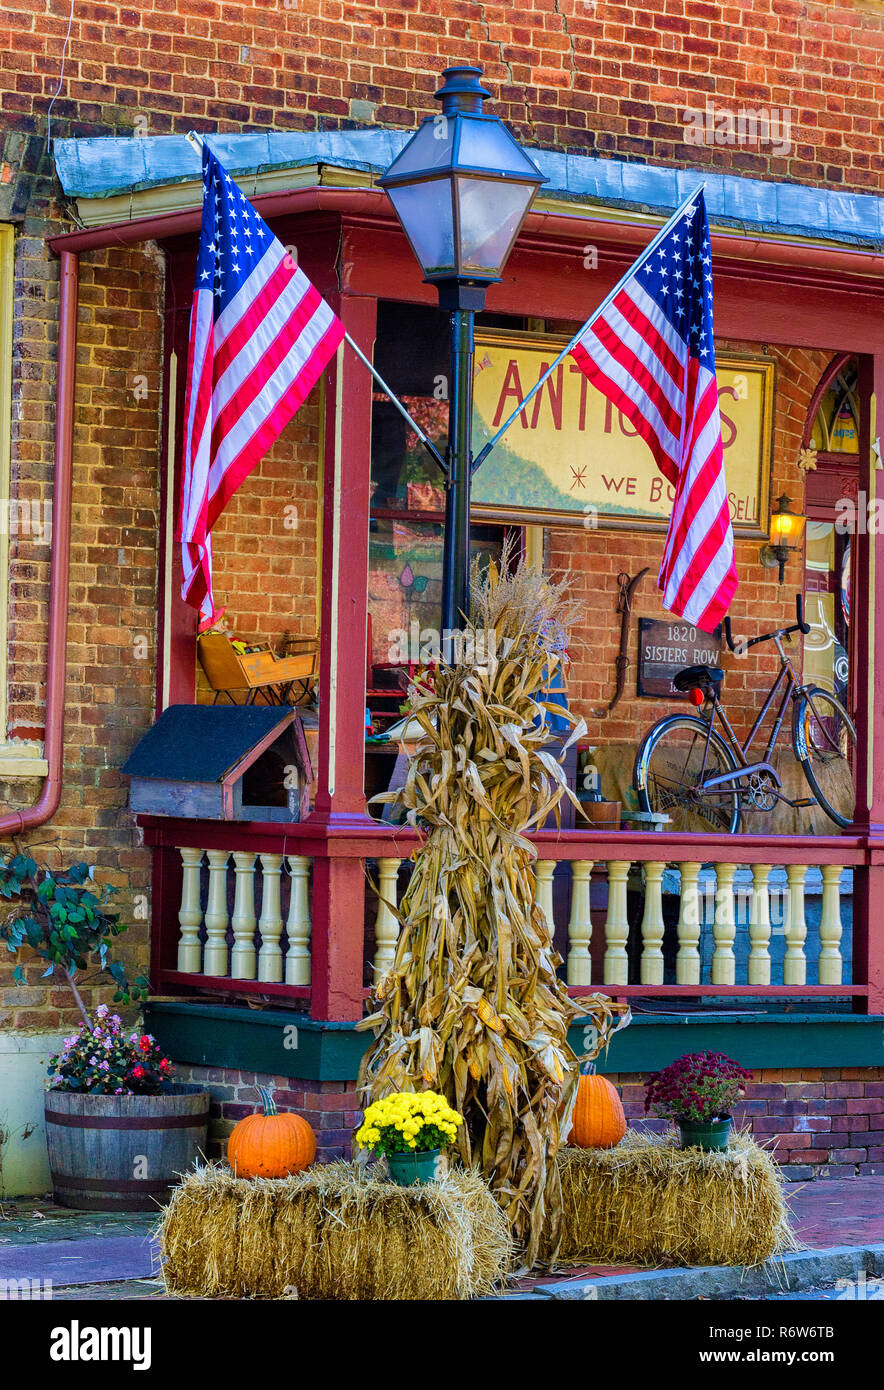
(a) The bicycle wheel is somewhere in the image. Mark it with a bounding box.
[634,714,742,834]
[792,685,856,829]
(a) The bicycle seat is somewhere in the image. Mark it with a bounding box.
[673,664,724,692]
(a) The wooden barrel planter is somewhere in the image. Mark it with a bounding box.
[45,1084,210,1211]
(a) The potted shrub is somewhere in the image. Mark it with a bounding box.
[644,1051,752,1152]
[355,1091,463,1186]
[0,850,209,1209]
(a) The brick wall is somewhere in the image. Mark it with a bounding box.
[2,1,881,192]
[178,1060,884,1177]
[176,1063,359,1164]
[0,240,163,1033]
[614,1066,884,1178]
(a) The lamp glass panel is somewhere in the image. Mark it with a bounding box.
[455,118,544,179]
[383,122,455,179]
[770,509,806,545]
[387,181,456,278]
[455,175,535,276]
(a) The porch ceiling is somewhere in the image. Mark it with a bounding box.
[53,129,884,250]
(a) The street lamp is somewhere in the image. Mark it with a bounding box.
[380,65,546,640]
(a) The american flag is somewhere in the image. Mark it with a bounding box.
[179,143,344,629]
[570,192,737,630]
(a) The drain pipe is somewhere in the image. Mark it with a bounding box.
[0,249,77,836]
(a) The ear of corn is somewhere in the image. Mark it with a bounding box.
[358,542,630,1269]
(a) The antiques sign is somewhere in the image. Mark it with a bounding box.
[637,618,722,700]
[471,330,774,536]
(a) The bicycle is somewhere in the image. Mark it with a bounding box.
[633,595,856,834]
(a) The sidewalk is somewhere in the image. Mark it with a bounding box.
[1,1176,882,1300]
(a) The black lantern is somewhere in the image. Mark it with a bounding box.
[380,66,546,637]
[380,66,545,312]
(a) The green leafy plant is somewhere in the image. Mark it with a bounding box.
[644,1051,753,1125]
[0,849,148,1028]
[48,1008,173,1096]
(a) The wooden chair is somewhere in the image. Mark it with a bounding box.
[197,633,318,706]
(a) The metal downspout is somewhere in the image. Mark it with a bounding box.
[0,249,77,835]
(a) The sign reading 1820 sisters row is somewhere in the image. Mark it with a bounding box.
[470,330,775,536]
[636,618,723,699]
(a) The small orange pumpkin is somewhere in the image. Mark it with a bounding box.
[227,1085,316,1179]
[569,1070,627,1149]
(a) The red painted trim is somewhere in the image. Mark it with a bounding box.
[48,188,884,288]
[158,971,311,1000]
[801,351,855,449]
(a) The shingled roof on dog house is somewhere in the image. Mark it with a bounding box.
[121,704,313,822]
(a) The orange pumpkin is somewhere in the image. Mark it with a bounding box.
[227,1085,316,1179]
[569,1071,627,1149]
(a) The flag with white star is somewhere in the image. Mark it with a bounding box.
[570,191,737,629]
[179,142,344,629]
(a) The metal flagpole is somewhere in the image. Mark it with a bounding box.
[185,131,447,475]
[471,183,706,473]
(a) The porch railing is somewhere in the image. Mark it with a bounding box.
[141,817,875,1017]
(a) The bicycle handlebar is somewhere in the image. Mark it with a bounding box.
[723,594,810,653]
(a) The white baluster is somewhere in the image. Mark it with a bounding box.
[784,863,808,986]
[285,855,312,987]
[534,860,556,938]
[818,864,843,986]
[640,861,665,985]
[676,861,702,985]
[230,851,257,980]
[257,853,284,982]
[373,857,402,981]
[566,860,593,987]
[748,863,772,986]
[711,862,736,985]
[603,861,631,985]
[177,847,204,972]
[203,850,230,976]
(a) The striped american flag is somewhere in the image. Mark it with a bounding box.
[570,192,737,630]
[179,144,344,629]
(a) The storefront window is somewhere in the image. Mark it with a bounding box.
[804,522,850,704]
[368,301,524,678]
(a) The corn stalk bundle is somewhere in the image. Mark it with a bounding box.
[358,550,630,1269]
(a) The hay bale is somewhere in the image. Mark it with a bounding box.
[558,1130,798,1268]
[155,1161,512,1299]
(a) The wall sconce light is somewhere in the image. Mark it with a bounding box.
[760,493,806,583]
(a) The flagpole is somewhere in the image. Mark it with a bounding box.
[185,130,447,475]
[471,183,706,473]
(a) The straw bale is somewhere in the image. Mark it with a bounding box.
[557,1130,798,1268]
[155,1161,512,1299]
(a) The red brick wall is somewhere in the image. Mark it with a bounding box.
[3,1,881,192]
[0,241,163,1032]
[177,1063,359,1164]
[178,1061,884,1177]
[614,1066,884,1178]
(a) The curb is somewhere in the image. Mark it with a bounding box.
[497,1243,884,1301]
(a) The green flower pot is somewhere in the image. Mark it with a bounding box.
[386,1148,441,1186]
[678,1117,732,1152]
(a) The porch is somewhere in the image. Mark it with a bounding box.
[143,815,874,1019]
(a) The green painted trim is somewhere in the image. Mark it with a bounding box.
[573,1013,884,1076]
[144,1001,367,1082]
[145,1001,884,1083]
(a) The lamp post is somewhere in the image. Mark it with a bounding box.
[379,65,546,640]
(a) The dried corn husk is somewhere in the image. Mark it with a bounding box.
[358,545,630,1269]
